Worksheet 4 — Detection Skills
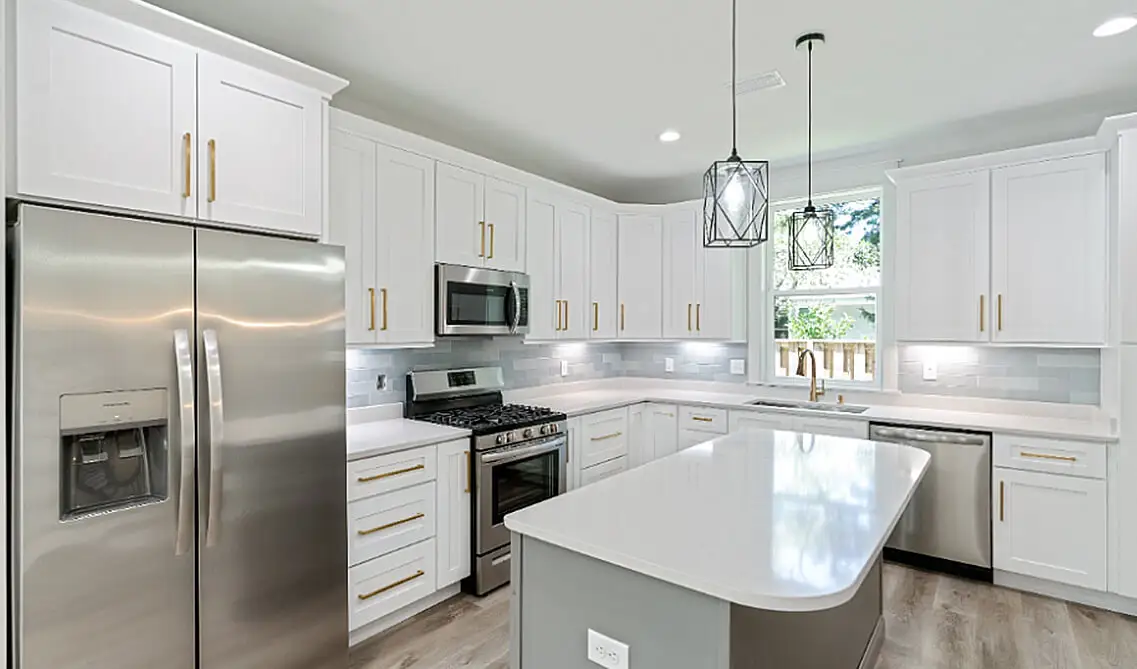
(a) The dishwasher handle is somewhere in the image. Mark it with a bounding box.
[869,425,989,446]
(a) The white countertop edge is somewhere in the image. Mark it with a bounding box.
[505,447,930,612]
[347,420,471,462]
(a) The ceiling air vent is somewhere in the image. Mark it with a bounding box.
[727,70,786,96]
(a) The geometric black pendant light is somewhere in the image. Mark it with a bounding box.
[703,0,770,248]
[789,32,836,270]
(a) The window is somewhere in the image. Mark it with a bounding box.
[765,193,881,384]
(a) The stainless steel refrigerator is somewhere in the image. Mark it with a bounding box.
[8,204,348,669]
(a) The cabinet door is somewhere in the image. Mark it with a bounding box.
[376,144,436,345]
[484,177,526,272]
[328,130,378,344]
[197,53,323,237]
[558,203,591,340]
[795,416,868,439]
[895,172,990,342]
[648,404,678,460]
[435,163,486,267]
[994,468,1106,590]
[436,440,472,588]
[699,247,738,339]
[525,194,559,340]
[618,214,664,339]
[589,210,620,339]
[1113,348,1137,598]
[991,155,1107,345]
[580,457,627,486]
[1120,133,1137,344]
[677,428,711,451]
[566,417,583,491]
[728,410,794,433]
[17,0,197,217]
[627,404,649,469]
[663,208,700,339]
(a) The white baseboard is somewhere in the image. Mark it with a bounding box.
[349,584,462,647]
[995,570,1137,616]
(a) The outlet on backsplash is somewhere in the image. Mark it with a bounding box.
[376,373,387,391]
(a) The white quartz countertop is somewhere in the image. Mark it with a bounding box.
[517,388,1116,442]
[505,430,931,612]
[347,418,470,462]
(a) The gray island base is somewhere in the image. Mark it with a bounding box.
[510,534,885,669]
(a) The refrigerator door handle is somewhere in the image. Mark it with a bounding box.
[173,329,195,556]
[203,329,225,547]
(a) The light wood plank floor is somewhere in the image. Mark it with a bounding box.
[349,564,1137,669]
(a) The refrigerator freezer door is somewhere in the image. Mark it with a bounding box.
[11,205,196,669]
[195,229,347,669]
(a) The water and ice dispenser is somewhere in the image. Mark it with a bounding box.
[60,389,170,520]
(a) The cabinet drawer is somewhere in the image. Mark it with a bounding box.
[796,416,868,440]
[679,406,728,434]
[994,435,1106,479]
[349,446,438,501]
[350,539,437,631]
[348,482,437,567]
[580,456,627,486]
[580,409,629,468]
[729,410,795,433]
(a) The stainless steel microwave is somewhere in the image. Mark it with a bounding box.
[436,264,530,336]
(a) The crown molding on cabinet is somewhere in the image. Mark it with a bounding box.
[65,0,348,97]
[886,136,1105,184]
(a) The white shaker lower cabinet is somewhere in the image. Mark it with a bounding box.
[729,410,795,433]
[647,404,679,460]
[627,404,649,468]
[580,456,627,486]
[350,539,438,632]
[435,440,472,588]
[565,416,583,491]
[993,467,1107,590]
[796,416,868,439]
[727,409,866,439]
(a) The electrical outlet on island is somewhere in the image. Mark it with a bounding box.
[587,629,629,669]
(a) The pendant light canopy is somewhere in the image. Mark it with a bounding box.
[703,0,769,248]
[789,32,836,271]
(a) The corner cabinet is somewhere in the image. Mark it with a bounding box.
[617,214,664,339]
[435,164,525,272]
[15,0,343,238]
[329,126,435,346]
[662,205,743,341]
[892,148,1107,346]
[526,192,590,340]
[436,440,472,588]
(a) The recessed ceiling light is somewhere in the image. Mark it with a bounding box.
[659,129,681,143]
[1094,16,1137,37]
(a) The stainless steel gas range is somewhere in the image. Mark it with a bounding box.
[406,367,567,595]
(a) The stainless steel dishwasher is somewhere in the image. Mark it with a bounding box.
[869,423,993,581]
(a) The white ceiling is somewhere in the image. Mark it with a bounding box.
[149,0,1137,202]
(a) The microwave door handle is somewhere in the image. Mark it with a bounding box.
[203,329,225,548]
[510,281,521,333]
[173,329,195,556]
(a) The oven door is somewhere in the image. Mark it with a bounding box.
[475,434,566,554]
[436,264,530,336]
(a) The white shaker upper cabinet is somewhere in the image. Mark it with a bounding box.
[484,177,526,272]
[17,0,198,217]
[436,165,525,271]
[589,209,620,339]
[618,214,664,339]
[328,130,378,344]
[663,207,701,340]
[525,194,558,340]
[557,203,591,340]
[375,144,436,345]
[894,171,991,342]
[990,154,1107,345]
[197,53,324,237]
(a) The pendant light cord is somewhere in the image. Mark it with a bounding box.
[730,0,738,156]
[807,40,813,207]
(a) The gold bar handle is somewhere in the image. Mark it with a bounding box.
[183,132,192,198]
[564,299,568,331]
[620,304,625,331]
[979,295,986,332]
[357,463,425,483]
[368,288,376,331]
[692,416,714,423]
[697,303,701,331]
[999,480,1005,522]
[479,221,486,257]
[1020,451,1077,463]
[357,512,425,536]
[590,432,623,442]
[687,303,692,331]
[381,288,388,331]
[207,139,217,203]
[555,300,563,331]
[488,223,495,259]
[997,294,1003,331]
[593,302,599,331]
[464,451,471,494]
[358,570,425,600]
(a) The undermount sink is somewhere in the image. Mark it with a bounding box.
[745,398,870,415]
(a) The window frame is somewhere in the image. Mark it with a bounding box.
[750,188,884,389]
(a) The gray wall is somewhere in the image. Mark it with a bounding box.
[897,345,1101,405]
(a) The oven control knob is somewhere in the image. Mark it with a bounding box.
[495,435,505,445]
[540,425,549,435]
[523,428,533,438]
[506,432,515,443]
[550,424,559,434]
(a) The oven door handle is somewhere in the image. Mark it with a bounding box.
[481,439,564,465]
[509,281,522,333]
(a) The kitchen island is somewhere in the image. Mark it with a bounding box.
[504,429,930,669]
